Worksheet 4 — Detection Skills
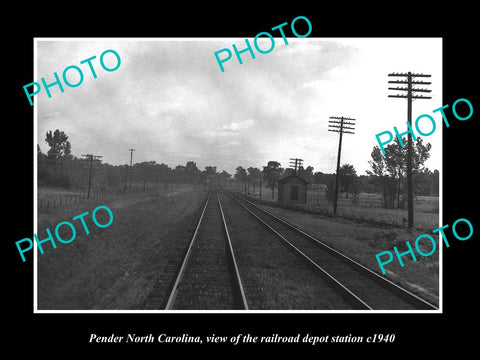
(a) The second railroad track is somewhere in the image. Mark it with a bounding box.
[227,191,438,311]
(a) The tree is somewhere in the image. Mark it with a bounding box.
[42,129,73,188]
[262,161,282,199]
[366,145,390,208]
[338,164,357,198]
[325,177,336,204]
[45,129,72,159]
[204,166,217,176]
[247,167,262,179]
[350,178,362,206]
[432,169,439,197]
[247,167,262,195]
[185,161,200,183]
[298,165,314,183]
[173,165,186,183]
[383,138,406,208]
[415,167,439,196]
[235,166,247,192]
[367,136,432,208]
[105,163,120,188]
[157,163,171,187]
[313,171,335,186]
[235,166,247,180]
[37,144,49,186]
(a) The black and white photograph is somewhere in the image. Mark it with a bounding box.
[33,38,441,312]
[6,7,478,354]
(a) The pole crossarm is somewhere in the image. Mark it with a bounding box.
[388,94,432,99]
[328,116,356,133]
[388,72,431,78]
[328,125,355,130]
[388,87,431,93]
[388,80,432,85]
[328,130,355,134]
[329,116,356,121]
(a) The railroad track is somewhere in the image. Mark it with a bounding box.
[165,192,248,310]
[227,191,438,311]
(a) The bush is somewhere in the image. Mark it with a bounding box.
[325,177,336,204]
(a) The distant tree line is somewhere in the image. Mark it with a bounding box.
[37,129,231,192]
[233,136,438,208]
[38,129,439,207]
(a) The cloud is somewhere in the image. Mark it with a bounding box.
[220,119,255,132]
[36,38,442,174]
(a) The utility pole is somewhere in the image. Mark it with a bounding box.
[128,148,135,166]
[289,158,303,174]
[388,72,431,228]
[81,154,102,198]
[128,148,135,188]
[328,116,356,214]
[123,148,135,193]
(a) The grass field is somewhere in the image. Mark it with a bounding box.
[254,202,439,306]
[37,185,206,309]
[36,183,439,310]
[230,182,439,231]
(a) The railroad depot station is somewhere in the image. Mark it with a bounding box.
[277,173,308,205]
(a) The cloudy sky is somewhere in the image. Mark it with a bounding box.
[36,37,442,176]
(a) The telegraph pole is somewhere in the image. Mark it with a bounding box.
[289,158,303,174]
[388,72,431,228]
[328,116,356,214]
[123,148,136,193]
[128,148,135,188]
[81,154,102,198]
[128,148,135,166]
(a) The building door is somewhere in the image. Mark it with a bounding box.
[290,185,299,200]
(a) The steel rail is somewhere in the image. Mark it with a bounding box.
[231,191,438,310]
[230,193,372,310]
[216,193,249,310]
[165,192,249,310]
[164,193,211,310]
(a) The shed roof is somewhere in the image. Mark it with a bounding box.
[278,173,309,184]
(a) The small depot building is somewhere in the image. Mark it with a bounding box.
[277,173,308,204]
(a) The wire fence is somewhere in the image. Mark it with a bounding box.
[38,191,114,209]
